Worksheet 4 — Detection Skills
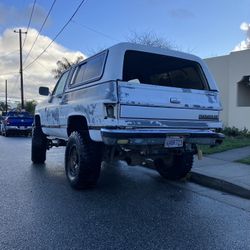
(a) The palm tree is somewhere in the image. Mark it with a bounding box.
[0,101,9,112]
[17,100,37,114]
[52,56,84,79]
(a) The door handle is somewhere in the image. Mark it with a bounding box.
[170,97,181,104]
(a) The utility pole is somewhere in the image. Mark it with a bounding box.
[5,80,8,113]
[14,29,27,109]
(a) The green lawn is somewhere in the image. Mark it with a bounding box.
[236,156,250,165]
[200,136,250,155]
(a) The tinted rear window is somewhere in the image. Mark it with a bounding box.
[123,50,209,90]
[7,112,32,118]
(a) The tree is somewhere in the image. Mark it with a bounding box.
[0,101,10,112]
[17,100,37,114]
[24,100,37,114]
[128,31,174,49]
[52,56,84,79]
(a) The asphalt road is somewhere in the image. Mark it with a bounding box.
[1,136,250,250]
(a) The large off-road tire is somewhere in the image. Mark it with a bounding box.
[65,131,102,189]
[31,126,47,164]
[155,152,193,180]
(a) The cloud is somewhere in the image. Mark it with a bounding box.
[169,8,195,19]
[233,22,250,51]
[0,27,85,102]
[240,22,249,31]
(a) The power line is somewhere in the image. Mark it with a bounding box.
[23,54,50,71]
[24,0,87,71]
[23,0,57,66]
[22,0,37,49]
[71,19,119,42]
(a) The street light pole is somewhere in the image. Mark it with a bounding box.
[14,29,27,109]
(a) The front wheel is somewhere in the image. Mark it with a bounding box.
[65,131,102,189]
[155,152,193,180]
[31,127,47,164]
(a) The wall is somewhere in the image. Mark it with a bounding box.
[205,49,250,130]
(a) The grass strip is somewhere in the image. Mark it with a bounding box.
[236,156,250,165]
[200,137,250,155]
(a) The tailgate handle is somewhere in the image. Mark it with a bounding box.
[170,97,181,104]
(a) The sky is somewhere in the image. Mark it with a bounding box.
[0,0,250,102]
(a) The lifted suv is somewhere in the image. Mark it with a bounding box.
[32,43,224,189]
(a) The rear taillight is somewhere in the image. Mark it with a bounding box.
[104,104,116,118]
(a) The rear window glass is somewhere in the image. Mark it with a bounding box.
[123,50,209,90]
[71,51,107,86]
[7,112,32,118]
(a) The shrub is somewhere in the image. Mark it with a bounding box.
[221,126,250,137]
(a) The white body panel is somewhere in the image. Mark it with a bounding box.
[35,43,222,144]
[118,82,221,125]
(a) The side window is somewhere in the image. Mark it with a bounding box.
[71,51,107,86]
[74,63,87,84]
[53,71,70,96]
[83,53,105,81]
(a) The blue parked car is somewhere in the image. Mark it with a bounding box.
[1,111,33,137]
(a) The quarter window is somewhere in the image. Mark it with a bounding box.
[72,51,107,86]
[74,63,87,84]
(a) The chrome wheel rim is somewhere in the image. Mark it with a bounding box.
[68,146,79,180]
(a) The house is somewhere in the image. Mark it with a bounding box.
[205,49,250,130]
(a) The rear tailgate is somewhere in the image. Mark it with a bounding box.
[118,82,221,129]
[8,117,33,126]
[6,117,33,127]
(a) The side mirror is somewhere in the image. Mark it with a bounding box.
[39,86,50,96]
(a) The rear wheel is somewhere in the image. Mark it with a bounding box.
[31,126,47,163]
[155,152,193,180]
[65,131,102,189]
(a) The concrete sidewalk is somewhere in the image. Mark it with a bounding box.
[190,146,250,199]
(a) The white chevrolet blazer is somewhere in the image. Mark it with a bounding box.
[32,43,224,189]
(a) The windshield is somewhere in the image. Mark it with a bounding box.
[123,50,209,90]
